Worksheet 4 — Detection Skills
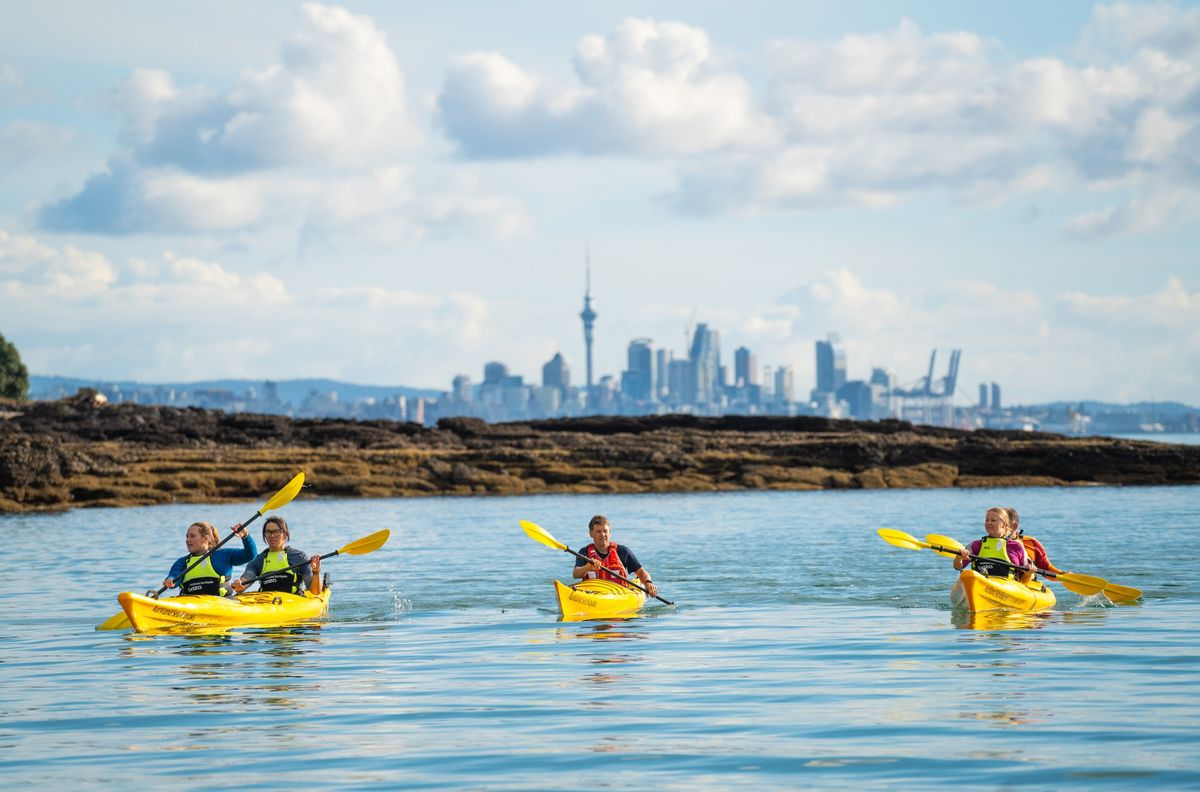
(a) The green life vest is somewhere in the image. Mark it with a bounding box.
[181,554,226,596]
[974,537,1015,579]
[259,549,301,594]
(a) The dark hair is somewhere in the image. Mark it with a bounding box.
[588,515,610,530]
[263,515,290,539]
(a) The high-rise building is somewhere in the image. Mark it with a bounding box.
[978,383,989,409]
[542,353,570,395]
[668,359,694,407]
[655,348,672,400]
[580,250,597,404]
[689,323,720,405]
[452,374,472,402]
[734,347,758,387]
[815,333,847,394]
[483,361,508,386]
[774,365,795,403]
[991,382,1002,410]
[621,338,654,402]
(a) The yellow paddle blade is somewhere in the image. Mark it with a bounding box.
[262,471,305,513]
[924,533,966,559]
[520,520,568,552]
[338,529,390,556]
[1055,573,1107,597]
[1102,581,1142,604]
[95,611,131,631]
[876,528,927,551]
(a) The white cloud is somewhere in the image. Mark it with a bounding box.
[757,268,1200,404]
[1,230,498,385]
[0,121,75,167]
[35,4,521,240]
[120,3,416,173]
[435,10,1200,234]
[0,61,22,88]
[438,18,772,158]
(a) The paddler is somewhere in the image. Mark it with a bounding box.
[162,521,257,596]
[1006,507,1066,576]
[573,514,658,598]
[953,507,1034,582]
[230,515,322,595]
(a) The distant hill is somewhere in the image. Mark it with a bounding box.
[1020,400,1198,415]
[29,375,444,403]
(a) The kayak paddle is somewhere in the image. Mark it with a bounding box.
[234,529,391,591]
[875,528,1107,597]
[923,533,1108,597]
[520,519,674,605]
[96,472,307,631]
[1099,580,1142,605]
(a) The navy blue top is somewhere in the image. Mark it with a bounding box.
[574,543,642,575]
[167,534,257,581]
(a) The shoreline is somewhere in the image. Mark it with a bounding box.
[2,393,1199,514]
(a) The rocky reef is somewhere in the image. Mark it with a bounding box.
[1,390,1198,513]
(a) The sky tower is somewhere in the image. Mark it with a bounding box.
[580,248,597,404]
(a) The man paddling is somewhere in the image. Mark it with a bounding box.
[574,515,658,598]
[1006,507,1066,576]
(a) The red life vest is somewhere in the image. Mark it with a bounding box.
[585,543,629,586]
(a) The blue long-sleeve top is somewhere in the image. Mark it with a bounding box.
[167,534,257,582]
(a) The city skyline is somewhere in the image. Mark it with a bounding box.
[1,2,1198,404]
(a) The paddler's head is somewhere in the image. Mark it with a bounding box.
[984,507,1010,539]
[1004,507,1020,538]
[588,515,612,553]
[263,515,290,552]
[185,521,218,555]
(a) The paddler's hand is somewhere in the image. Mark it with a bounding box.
[232,522,246,538]
[645,580,658,597]
[162,578,174,589]
[310,556,321,574]
[230,578,247,594]
[584,559,602,574]
[955,549,969,569]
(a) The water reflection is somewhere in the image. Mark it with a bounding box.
[952,604,1119,632]
[114,626,326,713]
[553,621,649,643]
[952,610,1055,632]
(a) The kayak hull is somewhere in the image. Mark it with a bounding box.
[553,578,646,621]
[951,569,1055,613]
[117,588,331,633]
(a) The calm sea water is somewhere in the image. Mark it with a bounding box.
[3,485,1199,789]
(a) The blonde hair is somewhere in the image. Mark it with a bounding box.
[986,507,1011,529]
[188,521,220,550]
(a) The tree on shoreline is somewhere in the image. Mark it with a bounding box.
[0,332,30,400]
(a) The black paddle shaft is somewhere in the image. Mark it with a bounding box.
[931,543,1054,579]
[155,511,264,597]
[237,549,338,591]
[561,547,674,606]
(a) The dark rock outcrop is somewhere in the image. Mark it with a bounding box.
[1,394,1197,513]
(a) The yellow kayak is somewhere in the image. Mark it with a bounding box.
[553,578,646,621]
[951,569,1055,613]
[117,587,331,633]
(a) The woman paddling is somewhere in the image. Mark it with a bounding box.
[162,521,257,597]
[230,516,322,596]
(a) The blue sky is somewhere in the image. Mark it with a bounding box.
[1,1,1197,404]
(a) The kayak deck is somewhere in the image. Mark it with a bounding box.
[117,587,331,633]
[951,569,1055,613]
[553,578,646,621]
